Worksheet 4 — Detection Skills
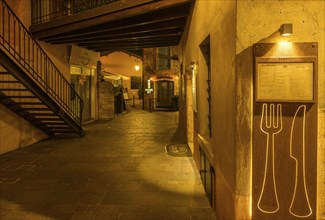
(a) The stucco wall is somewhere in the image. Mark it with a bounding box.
[179,0,237,219]
[0,104,48,155]
[235,0,325,219]
[180,0,324,219]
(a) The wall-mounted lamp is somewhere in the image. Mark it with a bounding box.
[280,23,293,36]
[185,61,197,72]
[134,59,140,71]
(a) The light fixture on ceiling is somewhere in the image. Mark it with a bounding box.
[280,23,293,36]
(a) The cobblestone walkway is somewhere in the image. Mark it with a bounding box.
[0,110,216,220]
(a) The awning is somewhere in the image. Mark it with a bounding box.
[102,70,129,80]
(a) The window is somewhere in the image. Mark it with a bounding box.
[158,47,170,70]
[199,147,215,207]
[200,36,211,137]
[130,76,142,90]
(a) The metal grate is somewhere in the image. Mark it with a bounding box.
[165,143,192,157]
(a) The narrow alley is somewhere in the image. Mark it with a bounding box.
[0,110,216,220]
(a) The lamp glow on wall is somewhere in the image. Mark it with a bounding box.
[280,23,293,36]
[135,59,140,71]
[278,23,294,54]
[191,62,198,112]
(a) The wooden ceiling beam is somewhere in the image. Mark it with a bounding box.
[63,3,190,35]
[33,0,192,39]
[78,34,181,47]
[85,37,180,45]
[89,39,179,48]
[95,43,179,52]
[47,19,186,44]
[42,10,188,42]
[51,28,184,45]
[87,43,180,52]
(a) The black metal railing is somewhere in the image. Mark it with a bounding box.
[32,0,119,25]
[0,0,83,127]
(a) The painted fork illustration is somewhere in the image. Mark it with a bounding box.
[258,103,282,213]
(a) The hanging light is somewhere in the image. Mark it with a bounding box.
[135,59,140,71]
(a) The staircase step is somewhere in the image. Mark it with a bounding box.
[49,127,72,130]
[0,81,19,83]
[52,129,74,132]
[40,118,63,121]
[0,88,29,91]
[43,122,66,125]
[29,113,57,116]
[24,107,50,111]
[9,102,45,105]
[0,72,11,75]
[7,95,36,98]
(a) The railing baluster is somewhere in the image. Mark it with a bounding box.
[7,11,10,52]
[23,31,26,67]
[28,36,30,72]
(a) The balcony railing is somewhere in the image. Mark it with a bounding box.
[32,0,119,25]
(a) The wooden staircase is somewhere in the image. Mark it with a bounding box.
[0,0,84,137]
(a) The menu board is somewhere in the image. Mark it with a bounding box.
[256,62,314,101]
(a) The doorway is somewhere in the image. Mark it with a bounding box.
[155,80,174,109]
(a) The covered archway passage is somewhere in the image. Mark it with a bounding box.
[30,0,193,54]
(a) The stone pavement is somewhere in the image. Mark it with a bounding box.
[0,110,216,220]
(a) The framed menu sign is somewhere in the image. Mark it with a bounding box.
[255,57,317,102]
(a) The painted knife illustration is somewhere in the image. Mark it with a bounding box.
[289,105,312,218]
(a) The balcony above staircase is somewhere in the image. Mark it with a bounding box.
[30,0,193,54]
[0,0,84,137]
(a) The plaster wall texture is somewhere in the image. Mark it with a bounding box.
[0,104,48,154]
[37,42,71,81]
[179,0,237,219]
[235,0,325,219]
[186,78,193,149]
